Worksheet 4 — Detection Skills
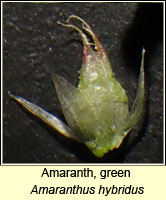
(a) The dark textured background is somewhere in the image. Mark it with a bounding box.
[3,2,163,163]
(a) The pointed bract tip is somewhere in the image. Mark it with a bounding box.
[8,91,20,102]
[142,47,146,55]
[8,91,15,99]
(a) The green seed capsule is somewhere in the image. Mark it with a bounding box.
[9,15,145,157]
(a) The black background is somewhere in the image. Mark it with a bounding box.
[3,2,163,163]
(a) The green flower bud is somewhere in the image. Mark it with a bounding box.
[9,15,145,157]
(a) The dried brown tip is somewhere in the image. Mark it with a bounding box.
[57,15,101,51]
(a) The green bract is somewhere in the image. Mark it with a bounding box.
[9,15,145,157]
